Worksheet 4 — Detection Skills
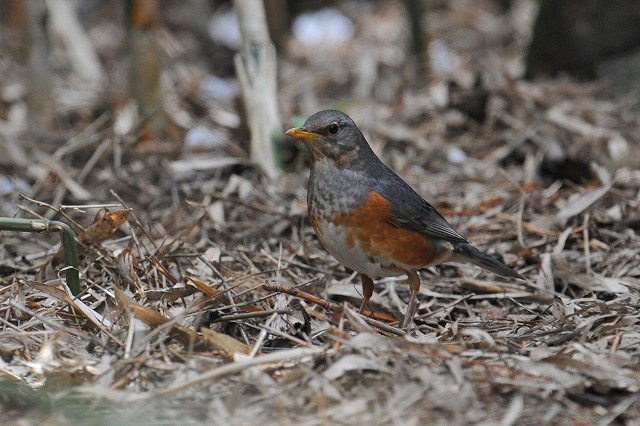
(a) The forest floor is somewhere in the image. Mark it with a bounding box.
[1,1,639,425]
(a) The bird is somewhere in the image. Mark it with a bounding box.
[285,110,525,328]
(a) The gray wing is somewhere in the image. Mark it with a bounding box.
[374,172,469,244]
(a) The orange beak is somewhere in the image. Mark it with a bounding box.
[285,127,319,140]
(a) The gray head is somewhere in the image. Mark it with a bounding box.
[285,110,377,168]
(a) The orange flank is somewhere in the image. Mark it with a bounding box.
[333,191,437,268]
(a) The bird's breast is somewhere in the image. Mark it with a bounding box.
[309,188,451,278]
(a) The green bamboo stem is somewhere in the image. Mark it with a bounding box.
[0,217,80,296]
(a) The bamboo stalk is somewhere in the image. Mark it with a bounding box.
[233,0,281,178]
[0,217,80,296]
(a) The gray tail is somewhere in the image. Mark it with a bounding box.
[454,243,525,280]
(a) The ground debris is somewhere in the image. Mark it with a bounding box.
[1,1,640,424]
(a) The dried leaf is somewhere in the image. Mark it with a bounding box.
[24,281,114,329]
[322,354,390,380]
[78,208,130,245]
[114,287,200,345]
[185,276,220,297]
[554,183,613,226]
[200,328,252,362]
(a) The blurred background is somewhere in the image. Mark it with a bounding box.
[1,0,639,218]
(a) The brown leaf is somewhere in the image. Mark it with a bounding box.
[201,327,253,362]
[186,276,220,297]
[117,247,143,295]
[114,287,200,345]
[144,287,196,302]
[50,208,130,266]
[77,208,130,245]
[147,256,180,285]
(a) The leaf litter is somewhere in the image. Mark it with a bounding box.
[1,1,639,424]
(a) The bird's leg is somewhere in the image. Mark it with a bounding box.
[358,274,374,314]
[402,271,421,328]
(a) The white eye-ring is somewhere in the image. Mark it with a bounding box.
[328,122,339,135]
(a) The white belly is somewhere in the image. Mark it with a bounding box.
[315,220,403,278]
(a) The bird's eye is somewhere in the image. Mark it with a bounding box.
[327,122,339,135]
